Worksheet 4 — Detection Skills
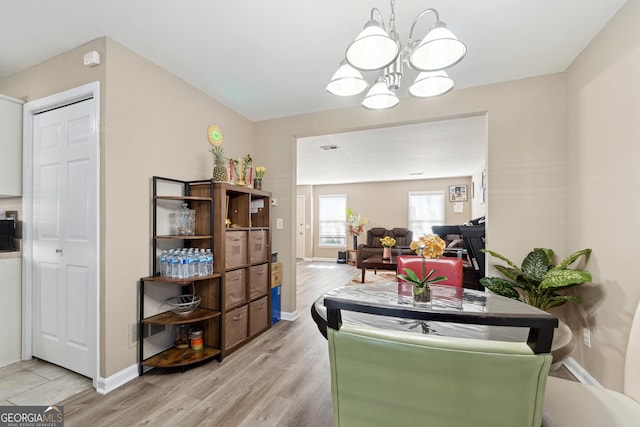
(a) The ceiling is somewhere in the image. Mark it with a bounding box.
[1,1,627,185]
[297,115,486,185]
[0,1,627,122]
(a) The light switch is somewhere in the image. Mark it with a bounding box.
[276,218,284,229]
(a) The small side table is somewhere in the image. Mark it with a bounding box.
[346,249,357,266]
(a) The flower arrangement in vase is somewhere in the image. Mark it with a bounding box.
[379,236,396,260]
[346,208,368,249]
[230,154,252,186]
[397,234,448,303]
[254,166,266,190]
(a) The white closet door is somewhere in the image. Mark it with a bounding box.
[31,98,97,377]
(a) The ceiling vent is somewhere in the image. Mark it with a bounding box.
[320,144,340,151]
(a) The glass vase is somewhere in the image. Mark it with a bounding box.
[254,178,262,190]
[382,247,392,260]
[413,285,431,304]
[176,202,195,236]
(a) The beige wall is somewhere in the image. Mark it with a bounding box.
[563,0,640,391]
[299,177,473,259]
[100,39,255,376]
[257,73,565,319]
[0,37,256,377]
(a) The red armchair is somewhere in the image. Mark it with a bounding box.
[396,256,463,288]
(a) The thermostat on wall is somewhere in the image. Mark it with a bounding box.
[83,51,101,67]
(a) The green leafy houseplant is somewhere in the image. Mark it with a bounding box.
[480,248,592,310]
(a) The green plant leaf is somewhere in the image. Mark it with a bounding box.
[426,275,448,285]
[540,269,592,290]
[542,294,582,310]
[397,268,421,285]
[481,249,522,271]
[533,248,554,265]
[555,248,592,270]
[522,249,550,281]
[479,277,521,300]
[495,265,523,282]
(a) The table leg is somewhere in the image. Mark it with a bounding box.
[361,267,366,283]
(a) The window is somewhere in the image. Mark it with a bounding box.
[408,191,445,237]
[319,194,346,247]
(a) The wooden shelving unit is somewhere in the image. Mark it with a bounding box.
[138,177,223,375]
[213,183,272,357]
[142,346,221,368]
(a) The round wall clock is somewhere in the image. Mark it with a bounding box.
[207,124,224,146]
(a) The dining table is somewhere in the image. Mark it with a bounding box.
[311,282,559,354]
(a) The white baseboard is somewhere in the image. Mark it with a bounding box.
[313,257,345,263]
[562,357,602,387]
[95,363,139,394]
[281,310,299,321]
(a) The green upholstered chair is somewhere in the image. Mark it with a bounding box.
[542,301,640,426]
[328,324,552,427]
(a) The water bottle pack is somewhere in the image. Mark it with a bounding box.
[159,248,214,279]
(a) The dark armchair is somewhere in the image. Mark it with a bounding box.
[356,227,413,268]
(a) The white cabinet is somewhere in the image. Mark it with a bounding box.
[0,95,24,197]
[0,257,22,367]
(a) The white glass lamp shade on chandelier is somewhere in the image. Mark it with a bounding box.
[326,1,466,110]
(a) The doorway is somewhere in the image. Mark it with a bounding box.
[22,82,100,387]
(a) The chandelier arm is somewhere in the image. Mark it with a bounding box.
[370,7,386,30]
[408,8,440,42]
[389,0,396,34]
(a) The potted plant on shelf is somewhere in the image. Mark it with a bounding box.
[379,236,396,260]
[479,248,592,310]
[230,154,252,187]
[397,234,448,303]
[254,166,266,190]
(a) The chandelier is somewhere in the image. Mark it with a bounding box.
[326,0,466,110]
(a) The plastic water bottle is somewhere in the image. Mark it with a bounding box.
[159,250,167,276]
[198,249,208,276]
[168,249,176,278]
[206,249,214,276]
[170,250,180,278]
[174,249,181,279]
[180,249,188,279]
[188,249,197,278]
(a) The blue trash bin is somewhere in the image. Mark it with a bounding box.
[271,285,281,324]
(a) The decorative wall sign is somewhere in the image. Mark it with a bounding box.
[449,185,468,202]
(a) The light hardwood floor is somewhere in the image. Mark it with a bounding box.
[51,260,574,426]
[60,260,355,427]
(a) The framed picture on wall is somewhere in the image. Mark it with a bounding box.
[449,185,468,202]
